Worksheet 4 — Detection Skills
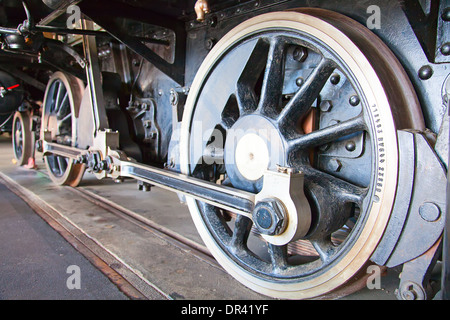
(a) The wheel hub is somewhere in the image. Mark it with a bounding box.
[15,127,22,146]
[235,133,269,181]
[253,198,288,236]
[47,114,59,138]
[224,114,287,192]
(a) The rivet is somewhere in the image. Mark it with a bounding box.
[418,65,433,80]
[295,77,304,87]
[440,43,450,56]
[330,73,340,85]
[345,141,356,152]
[349,94,360,106]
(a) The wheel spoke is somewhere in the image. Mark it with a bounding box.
[303,166,367,205]
[219,118,233,130]
[16,140,22,154]
[49,155,59,175]
[268,244,288,272]
[57,91,69,118]
[53,81,63,114]
[311,236,336,263]
[230,215,252,255]
[235,39,270,115]
[277,58,335,127]
[60,112,72,123]
[287,113,366,152]
[57,156,67,175]
[190,40,263,168]
[14,120,23,156]
[257,37,287,118]
[15,121,21,140]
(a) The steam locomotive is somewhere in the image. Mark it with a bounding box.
[0,0,449,300]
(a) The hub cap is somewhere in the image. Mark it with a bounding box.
[225,114,286,192]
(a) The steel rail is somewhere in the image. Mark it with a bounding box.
[68,185,216,263]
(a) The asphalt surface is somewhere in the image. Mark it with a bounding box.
[0,181,128,300]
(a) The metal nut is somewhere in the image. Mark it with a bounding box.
[252,198,287,236]
[399,281,426,300]
[319,100,332,112]
[293,46,308,62]
[329,158,342,172]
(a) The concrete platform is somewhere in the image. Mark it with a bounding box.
[0,134,401,300]
[0,181,129,300]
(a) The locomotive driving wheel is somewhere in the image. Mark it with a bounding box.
[179,9,424,299]
[41,71,85,187]
[12,111,33,166]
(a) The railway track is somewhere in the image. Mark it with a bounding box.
[0,162,265,300]
[69,184,215,262]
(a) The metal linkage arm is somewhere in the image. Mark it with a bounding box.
[118,160,255,218]
[42,140,255,217]
[41,139,311,246]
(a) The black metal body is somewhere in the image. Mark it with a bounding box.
[1,0,446,159]
[85,0,449,161]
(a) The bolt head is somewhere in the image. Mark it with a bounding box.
[254,207,273,229]
[319,100,333,112]
[205,38,216,50]
[330,158,342,172]
[399,281,425,300]
[319,143,330,152]
[402,289,417,300]
[293,47,308,62]
[253,198,286,236]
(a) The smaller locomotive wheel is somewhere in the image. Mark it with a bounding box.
[41,72,85,187]
[12,111,33,166]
